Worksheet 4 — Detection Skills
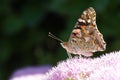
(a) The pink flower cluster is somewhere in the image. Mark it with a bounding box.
[10,51,120,80]
[46,51,120,80]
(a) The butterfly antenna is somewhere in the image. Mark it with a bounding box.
[48,32,63,42]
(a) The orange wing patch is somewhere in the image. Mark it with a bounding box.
[80,26,86,30]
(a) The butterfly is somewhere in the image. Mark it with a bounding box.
[48,7,106,58]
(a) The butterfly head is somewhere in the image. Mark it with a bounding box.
[60,42,70,53]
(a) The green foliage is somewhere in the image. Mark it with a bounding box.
[0,0,120,80]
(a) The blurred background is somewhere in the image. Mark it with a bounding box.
[0,0,120,80]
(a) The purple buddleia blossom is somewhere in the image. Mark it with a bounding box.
[10,65,51,80]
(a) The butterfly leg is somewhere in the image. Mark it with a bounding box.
[67,52,72,58]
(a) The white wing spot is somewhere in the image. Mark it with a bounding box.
[93,21,96,25]
[93,17,96,21]
[78,18,85,23]
[84,37,90,42]
[83,11,87,15]
[87,19,91,23]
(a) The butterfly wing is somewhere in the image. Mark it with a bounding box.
[68,7,106,54]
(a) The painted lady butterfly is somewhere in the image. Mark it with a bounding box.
[49,7,106,58]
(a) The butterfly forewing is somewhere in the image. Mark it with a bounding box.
[67,7,106,56]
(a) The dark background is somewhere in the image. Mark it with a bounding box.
[0,0,120,80]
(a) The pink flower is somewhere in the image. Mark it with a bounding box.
[46,51,120,80]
